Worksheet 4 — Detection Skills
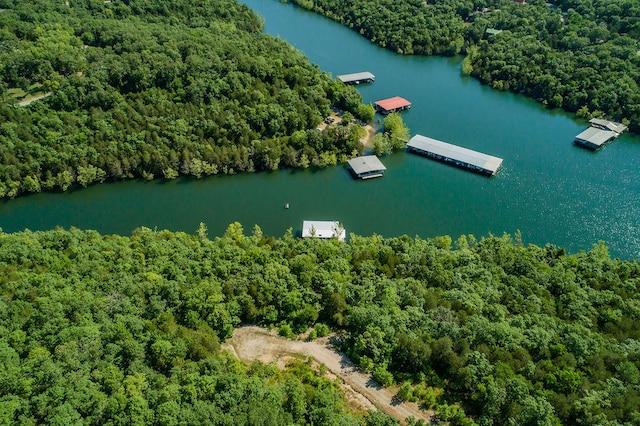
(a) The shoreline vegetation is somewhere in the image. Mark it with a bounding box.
[0,0,399,199]
[284,0,640,133]
[1,225,639,424]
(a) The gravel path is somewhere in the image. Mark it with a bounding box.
[225,326,432,424]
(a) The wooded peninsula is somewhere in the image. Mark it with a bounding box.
[0,0,378,198]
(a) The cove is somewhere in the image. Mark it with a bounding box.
[1,0,639,259]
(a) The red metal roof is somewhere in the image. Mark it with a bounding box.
[374,96,411,111]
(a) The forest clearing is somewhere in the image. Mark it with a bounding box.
[225,326,433,424]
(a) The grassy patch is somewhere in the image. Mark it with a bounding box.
[6,87,26,99]
[7,83,45,101]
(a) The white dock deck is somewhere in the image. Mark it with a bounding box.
[302,221,346,241]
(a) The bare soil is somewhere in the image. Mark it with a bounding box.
[316,113,342,131]
[360,123,377,147]
[223,326,433,424]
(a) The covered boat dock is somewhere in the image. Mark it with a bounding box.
[347,155,387,179]
[374,96,411,115]
[574,118,628,150]
[407,134,503,176]
[302,221,346,241]
[337,72,375,85]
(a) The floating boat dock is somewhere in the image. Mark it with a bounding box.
[302,221,346,241]
[407,134,503,176]
[337,71,375,85]
[347,155,387,179]
[374,96,411,115]
[574,118,628,150]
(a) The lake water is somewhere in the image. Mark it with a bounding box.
[1,0,639,258]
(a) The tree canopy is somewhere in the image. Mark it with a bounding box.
[1,225,639,424]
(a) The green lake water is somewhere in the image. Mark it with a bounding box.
[1,0,639,258]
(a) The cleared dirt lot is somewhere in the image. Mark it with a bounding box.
[224,326,433,424]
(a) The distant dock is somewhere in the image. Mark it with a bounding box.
[407,134,503,176]
[374,96,411,115]
[347,155,387,179]
[337,72,375,85]
[574,118,628,150]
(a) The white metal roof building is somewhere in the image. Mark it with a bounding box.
[575,119,627,150]
[589,118,627,133]
[337,72,375,84]
[574,127,617,149]
[302,221,346,241]
[347,155,387,179]
[407,134,503,176]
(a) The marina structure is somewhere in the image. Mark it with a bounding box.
[374,96,411,115]
[407,134,503,176]
[302,221,346,241]
[347,155,387,179]
[337,72,375,85]
[574,118,628,150]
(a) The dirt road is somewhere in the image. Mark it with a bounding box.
[224,326,432,424]
[18,92,52,106]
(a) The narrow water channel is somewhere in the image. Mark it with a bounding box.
[0,0,639,258]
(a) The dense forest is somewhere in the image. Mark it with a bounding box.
[0,0,374,198]
[288,0,640,131]
[1,225,640,424]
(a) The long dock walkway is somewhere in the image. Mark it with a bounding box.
[407,134,503,176]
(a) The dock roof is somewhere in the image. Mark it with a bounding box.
[302,221,346,241]
[575,127,616,147]
[337,72,375,83]
[407,134,503,174]
[347,155,386,175]
[374,96,411,111]
[589,118,627,134]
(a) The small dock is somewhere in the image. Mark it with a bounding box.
[407,134,503,176]
[302,221,346,241]
[337,72,375,85]
[347,155,387,179]
[574,118,628,150]
[374,96,411,115]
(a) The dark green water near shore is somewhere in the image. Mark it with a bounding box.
[1,0,639,258]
